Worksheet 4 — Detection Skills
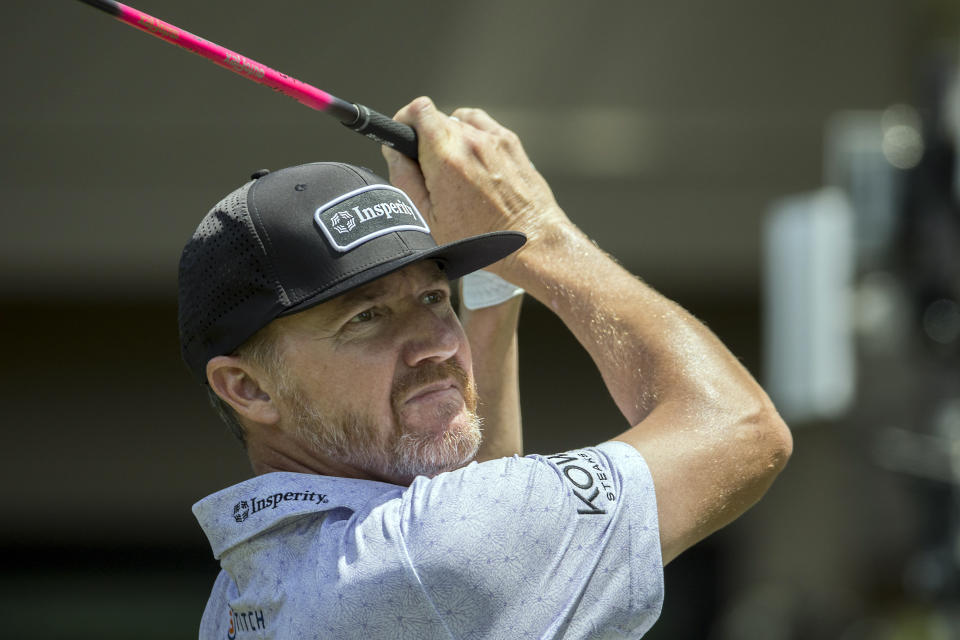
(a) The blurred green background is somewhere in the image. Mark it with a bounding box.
[2,1,958,638]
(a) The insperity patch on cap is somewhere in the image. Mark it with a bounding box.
[314,185,430,252]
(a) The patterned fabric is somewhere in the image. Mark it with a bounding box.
[193,441,664,639]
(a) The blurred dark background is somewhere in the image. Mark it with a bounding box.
[2,1,959,638]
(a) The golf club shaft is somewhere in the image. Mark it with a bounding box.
[75,0,419,158]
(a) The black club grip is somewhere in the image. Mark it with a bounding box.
[343,104,419,160]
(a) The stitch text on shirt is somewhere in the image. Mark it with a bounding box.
[227,606,266,637]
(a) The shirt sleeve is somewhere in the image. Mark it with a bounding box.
[395,440,664,639]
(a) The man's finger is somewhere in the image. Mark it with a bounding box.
[450,107,504,134]
[393,96,449,134]
[382,146,430,215]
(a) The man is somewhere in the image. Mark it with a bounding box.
[183,97,792,639]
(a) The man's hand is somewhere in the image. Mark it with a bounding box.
[383,97,569,276]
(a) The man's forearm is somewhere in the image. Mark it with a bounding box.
[499,220,762,425]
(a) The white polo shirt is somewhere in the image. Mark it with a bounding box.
[193,440,664,639]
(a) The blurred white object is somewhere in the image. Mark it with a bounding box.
[460,269,525,310]
[763,187,855,423]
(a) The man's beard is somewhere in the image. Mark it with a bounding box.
[280,361,483,485]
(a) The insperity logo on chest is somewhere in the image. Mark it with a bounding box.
[314,184,430,252]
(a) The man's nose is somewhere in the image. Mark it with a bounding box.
[401,308,461,368]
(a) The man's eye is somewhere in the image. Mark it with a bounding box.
[348,309,376,324]
[422,290,447,305]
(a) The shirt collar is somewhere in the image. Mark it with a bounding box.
[192,472,402,558]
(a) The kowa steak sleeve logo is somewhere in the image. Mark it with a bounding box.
[546,450,618,515]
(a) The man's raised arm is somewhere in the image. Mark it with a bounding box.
[384,97,792,564]
[459,292,523,461]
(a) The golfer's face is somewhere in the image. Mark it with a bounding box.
[270,261,476,457]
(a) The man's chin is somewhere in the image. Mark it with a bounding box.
[402,409,476,438]
[390,414,483,482]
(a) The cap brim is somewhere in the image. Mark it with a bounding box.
[280,230,526,317]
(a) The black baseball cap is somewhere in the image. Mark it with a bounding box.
[178,162,525,382]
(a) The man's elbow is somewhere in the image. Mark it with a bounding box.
[763,402,792,471]
[741,402,793,484]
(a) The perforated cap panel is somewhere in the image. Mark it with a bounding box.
[178,181,281,380]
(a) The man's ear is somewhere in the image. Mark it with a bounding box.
[206,355,281,426]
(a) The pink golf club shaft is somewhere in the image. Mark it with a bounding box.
[76,0,419,158]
